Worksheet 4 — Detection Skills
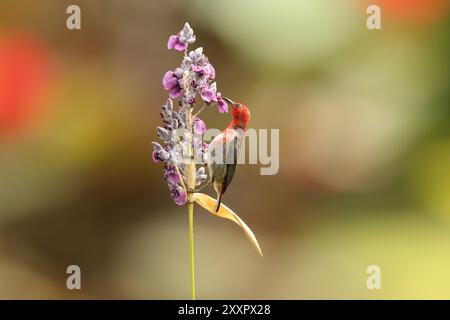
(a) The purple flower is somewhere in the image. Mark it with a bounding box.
[168,35,188,51]
[200,84,218,103]
[191,63,215,80]
[163,70,183,99]
[217,99,228,113]
[152,150,161,163]
[160,99,174,127]
[179,23,196,43]
[167,23,196,52]
[152,148,170,163]
[153,22,239,206]
[216,92,228,113]
[195,167,208,186]
[152,142,171,163]
[194,139,209,164]
[162,71,178,90]
[186,47,206,66]
[164,165,181,186]
[207,64,216,80]
[170,186,187,206]
[191,64,204,75]
[193,117,206,134]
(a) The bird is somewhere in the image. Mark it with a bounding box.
[207,97,251,212]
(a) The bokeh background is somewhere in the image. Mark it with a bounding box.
[0,0,449,299]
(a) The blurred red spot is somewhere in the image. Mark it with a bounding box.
[373,0,449,24]
[0,34,52,137]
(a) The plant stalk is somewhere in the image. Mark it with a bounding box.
[188,200,195,300]
[187,107,196,300]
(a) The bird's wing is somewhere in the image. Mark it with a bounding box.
[207,130,238,164]
[207,132,223,165]
[207,130,240,195]
[223,136,238,193]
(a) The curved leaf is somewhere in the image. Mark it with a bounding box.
[193,193,263,257]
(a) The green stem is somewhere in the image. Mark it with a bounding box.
[187,106,196,300]
[188,201,196,300]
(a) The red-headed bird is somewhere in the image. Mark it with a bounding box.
[207,98,251,212]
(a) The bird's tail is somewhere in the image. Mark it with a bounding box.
[215,191,223,212]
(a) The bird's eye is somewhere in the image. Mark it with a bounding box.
[235,104,241,109]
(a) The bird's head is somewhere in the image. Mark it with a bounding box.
[223,97,251,130]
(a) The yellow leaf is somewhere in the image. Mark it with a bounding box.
[193,193,263,257]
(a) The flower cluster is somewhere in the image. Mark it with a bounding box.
[167,22,196,52]
[154,24,263,299]
[153,23,225,205]
[152,99,208,206]
[163,23,229,113]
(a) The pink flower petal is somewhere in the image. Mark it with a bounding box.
[171,187,187,205]
[162,71,177,90]
[174,41,188,51]
[152,150,160,163]
[169,87,183,99]
[193,118,206,134]
[217,98,228,113]
[167,35,179,50]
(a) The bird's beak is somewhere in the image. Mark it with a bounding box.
[223,97,235,105]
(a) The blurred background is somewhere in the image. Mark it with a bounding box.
[0,0,449,299]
